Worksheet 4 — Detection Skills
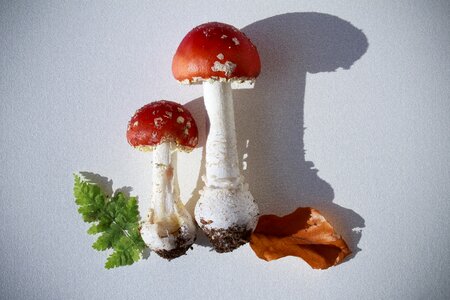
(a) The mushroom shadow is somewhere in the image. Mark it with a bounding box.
[79,171,114,196]
[79,171,134,199]
[185,12,368,257]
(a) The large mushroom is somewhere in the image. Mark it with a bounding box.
[172,22,260,252]
[127,100,198,259]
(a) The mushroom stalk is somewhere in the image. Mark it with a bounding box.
[141,141,196,259]
[203,81,240,188]
[151,142,174,219]
[195,81,259,252]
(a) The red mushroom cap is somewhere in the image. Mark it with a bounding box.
[172,22,261,83]
[127,100,198,152]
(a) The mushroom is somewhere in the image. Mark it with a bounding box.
[126,100,198,259]
[172,22,260,252]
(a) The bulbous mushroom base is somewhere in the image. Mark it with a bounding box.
[153,227,195,260]
[140,213,196,260]
[200,224,253,253]
[155,246,192,260]
[195,185,259,252]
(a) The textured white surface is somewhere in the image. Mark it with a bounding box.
[196,184,258,230]
[1,1,449,299]
[141,146,196,252]
[197,81,259,231]
[203,81,240,188]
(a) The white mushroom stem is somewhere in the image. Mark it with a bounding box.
[195,80,259,252]
[140,141,196,255]
[203,81,241,188]
[151,142,174,220]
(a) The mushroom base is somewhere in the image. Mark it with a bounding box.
[194,185,259,252]
[141,220,196,260]
[200,224,253,253]
[154,234,194,260]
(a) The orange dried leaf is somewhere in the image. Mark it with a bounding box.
[250,207,351,269]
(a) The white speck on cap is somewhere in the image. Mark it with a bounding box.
[232,37,240,45]
[217,53,224,60]
[177,116,185,124]
[154,117,163,128]
[211,61,237,77]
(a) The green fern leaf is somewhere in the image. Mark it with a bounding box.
[73,174,146,269]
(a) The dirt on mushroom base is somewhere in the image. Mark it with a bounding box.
[201,224,253,253]
[154,226,196,260]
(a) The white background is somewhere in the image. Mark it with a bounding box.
[1,1,449,299]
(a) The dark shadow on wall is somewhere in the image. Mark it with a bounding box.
[185,12,368,257]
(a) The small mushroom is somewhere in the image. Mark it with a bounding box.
[127,100,198,259]
[172,22,260,252]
